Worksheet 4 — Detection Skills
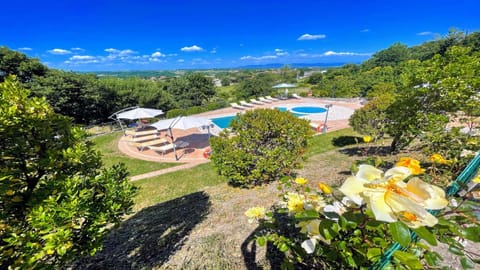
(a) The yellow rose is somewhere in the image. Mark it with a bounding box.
[395,157,425,175]
[429,154,451,165]
[245,206,266,222]
[473,173,480,183]
[318,182,332,194]
[287,193,305,213]
[363,136,372,143]
[5,190,14,196]
[295,177,308,185]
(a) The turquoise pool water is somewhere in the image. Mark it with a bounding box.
[291,106,327,114]
[211,115,236,129]
[276,107,314,117]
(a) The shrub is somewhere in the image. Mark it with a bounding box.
[166,108,187,118]
[349,93,395,141]
[0,77,137,268]
[186,106,204,115]
[210,109,313,187]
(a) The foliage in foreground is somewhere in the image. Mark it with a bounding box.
[0,77,137,268]
[247,156,480,269]
[210,109,313,187]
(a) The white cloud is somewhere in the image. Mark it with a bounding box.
[65,55,98,65]
[181,45,203,52]
[297,34,326,40]
[275,48,283,52]
[417,31,433,36]
[210,47,217,53]
[70,55,95,60]
[240,55,277,61]
[18,47,32,51]
[48,48,72,55]
[322,51,371,56]
[104,48,137,56]
[178,59,185,63]
[149,57,165,62]
[71,47,85,52]
[105,48,119,53]
[151,51,165,57]
[360,29,370,33]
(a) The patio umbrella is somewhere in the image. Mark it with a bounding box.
[149,116,213,160]
[115,107,164,120]
[109,106,164,132]
[149,116,212,140]
[272,83,297,89]
[273,83,297,98]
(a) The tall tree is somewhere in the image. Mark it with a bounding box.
[362,43,410,69]
[0,46,47,83]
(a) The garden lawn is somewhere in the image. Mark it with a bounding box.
[305,128,359,157]
[133,162,226,210]
[90,131,180,176]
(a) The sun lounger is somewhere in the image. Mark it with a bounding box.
[128,134,163,143]
[292,93,302,99]
[231,102,247,110]
[258,97,272,103]
[131,138,168,151]
[250,99,264,105]
[148,143,175,155]
[125,129,159,137]
[266,95,280,101]
[240,100,255,107]
[148,140,190,156]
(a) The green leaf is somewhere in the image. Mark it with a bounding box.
[367,248,382,260]
[256,236,266,246]
[448,246,464,256]
[393,250,423,269]
[412,226,437,246]
[462,226,480,242]
[320,219,339,240]
[424,251,442,266]
[460,257,474,269]
[388,222,411,247]
[279,243,289,252]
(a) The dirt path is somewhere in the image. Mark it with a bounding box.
[129,160,210,181]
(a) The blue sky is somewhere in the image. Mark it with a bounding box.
[2,0,479,71]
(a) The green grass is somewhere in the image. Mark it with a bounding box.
[90,132,180,176]
[305,128,359,158]
[133,162,226,210]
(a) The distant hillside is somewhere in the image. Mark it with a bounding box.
[236,62,352,69]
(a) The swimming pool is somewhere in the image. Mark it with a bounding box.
[211,106,327,129]
[210,115,236,129]
[290,106,327,114]
[275,107,308,117]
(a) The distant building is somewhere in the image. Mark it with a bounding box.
[213,78,222,87]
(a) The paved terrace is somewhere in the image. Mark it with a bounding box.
[118,97,364,166]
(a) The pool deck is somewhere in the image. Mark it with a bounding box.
[118,97,364,165]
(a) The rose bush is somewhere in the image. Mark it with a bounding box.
[247,157,480,269]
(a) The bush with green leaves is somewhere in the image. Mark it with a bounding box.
[210,109,313,187]
[0,77,137,268]
[246,156,480,269]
